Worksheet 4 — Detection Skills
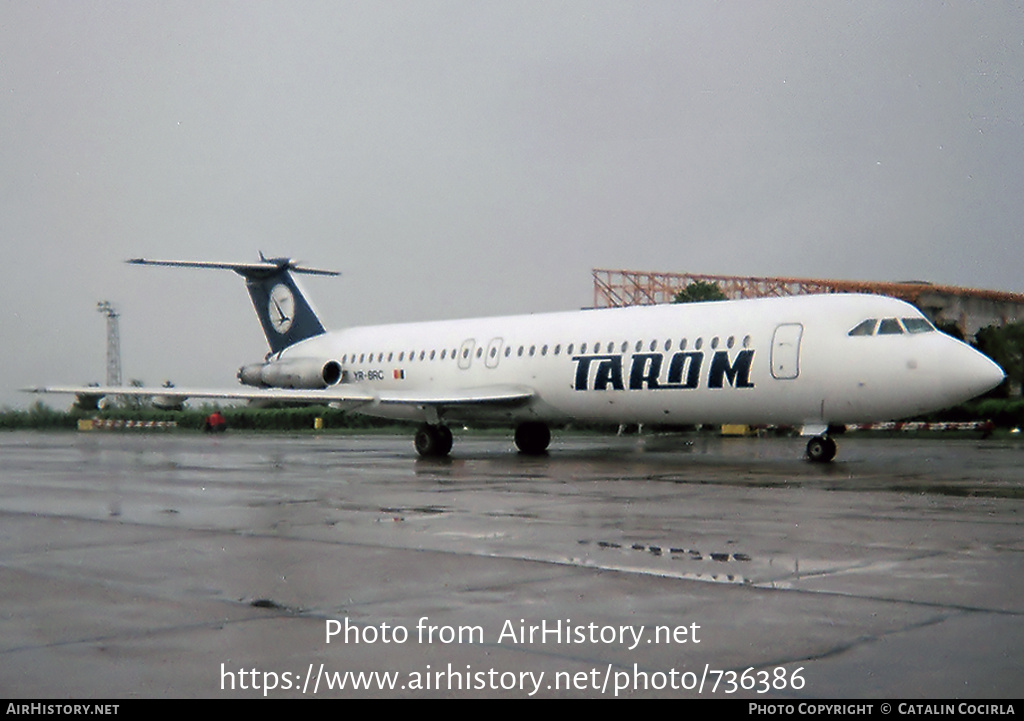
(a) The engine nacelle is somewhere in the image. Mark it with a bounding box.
[238,358,343,389]
[152,395,186,411]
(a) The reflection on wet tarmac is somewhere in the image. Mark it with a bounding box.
[1,431,1021,697]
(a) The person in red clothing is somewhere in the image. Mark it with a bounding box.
[204,410,227,433]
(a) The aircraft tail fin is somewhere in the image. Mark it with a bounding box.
[128,255,339,354]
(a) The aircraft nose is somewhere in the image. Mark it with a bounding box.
[955,344,1005,401]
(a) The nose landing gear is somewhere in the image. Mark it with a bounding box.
[805,435,837,463]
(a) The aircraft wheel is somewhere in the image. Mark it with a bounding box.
[436,425,453,456]
[806,435,837,463]
[415,424,452,457]
[514,422,551,455]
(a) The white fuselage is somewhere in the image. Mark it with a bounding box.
[273,294,1003,428]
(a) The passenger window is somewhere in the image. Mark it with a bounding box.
[902,317,935,333]
[567,343,575,355]
[877,318,904,335]
[848,319,877,336]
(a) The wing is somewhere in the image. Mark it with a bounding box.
[374,384,537,424]
[23,384,376,408]
[23,384,535,413]
[376,385,535,408]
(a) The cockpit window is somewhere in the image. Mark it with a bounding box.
[902,317,935,333]
[849,316,935,336]
[848,319,877,336]
[877,318,904,335]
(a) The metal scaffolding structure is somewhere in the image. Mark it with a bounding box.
[96,301,123,388]
[592,269,1024,308]
[592,269,1024,335]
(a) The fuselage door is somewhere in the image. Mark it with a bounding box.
[771,323,803,380]
[485,337,503,369]
[458,339,476,370]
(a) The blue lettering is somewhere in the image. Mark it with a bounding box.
[707,350,755,388]
[666,352,703,389]
[572,350,755,391]
[629,354,662,390]
[573,355,595,390]
[573,355,623,391]
[594,357,625,390]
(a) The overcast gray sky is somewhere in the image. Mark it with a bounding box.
[3,1,1023,408]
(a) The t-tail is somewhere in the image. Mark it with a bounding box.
[127,255,338,354]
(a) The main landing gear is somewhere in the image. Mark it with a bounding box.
[805,435,838,463]
[513,421,551,455]
[414,424,453,457]
[412,421,552,458]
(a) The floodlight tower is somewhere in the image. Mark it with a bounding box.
[96,301,123,388]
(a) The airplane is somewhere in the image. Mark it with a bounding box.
[26,256,1005,463]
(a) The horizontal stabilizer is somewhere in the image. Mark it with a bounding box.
[127,257,339,277]
[128,254,338,353]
